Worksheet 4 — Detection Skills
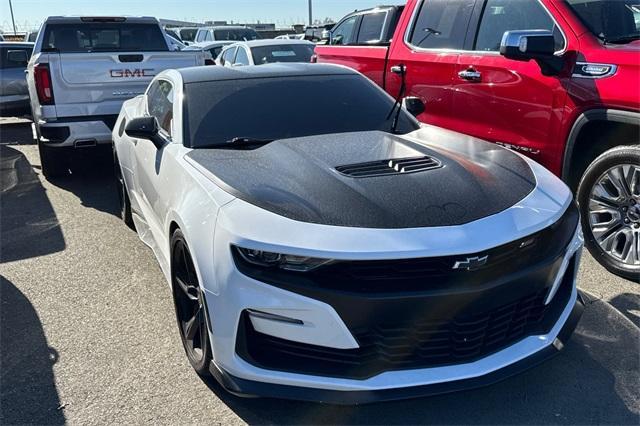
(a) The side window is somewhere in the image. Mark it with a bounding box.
[221,47,237,65]
[475,0,565,52]
[195,30,204,43]
[234,47,250,66]
[357,12,387,44]
[330,15,358,45]
[205,30,213,42]
[147,80,174,137]
[408,0,476,50]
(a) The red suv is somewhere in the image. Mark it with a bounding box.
[315,0,640,280]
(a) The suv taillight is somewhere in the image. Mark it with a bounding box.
[34,63,54,105]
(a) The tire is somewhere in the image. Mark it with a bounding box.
[113,154,135,230]
[37,141,69,179]
[171,229,213,376]
[577,145,640,281]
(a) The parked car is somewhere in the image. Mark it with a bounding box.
[0,34,4,42]
[0,42,33,113]
[184,41,234,64]
[314,0,640,280]
[275,34,305,40]
[304,24,334,42]
[24,30,39,43]
[112,63,584,403]
[165,31,187,50]
[193,26,259,44]
[175,27,199,45]
[26,16,206,179]
[217,40,315,66]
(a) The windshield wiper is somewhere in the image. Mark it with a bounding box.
[198,137,274,149]
[603,34,640,44]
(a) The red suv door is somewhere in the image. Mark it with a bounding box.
[450,0,574,175]
[386,0,477,130]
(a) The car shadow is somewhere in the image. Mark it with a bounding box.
[45,146,121,219]
[0,276,65,425]
[609,293,640,328]
[0,144,66,263]
[200,299,639,425]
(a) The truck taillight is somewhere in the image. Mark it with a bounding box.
[34,63,54,105]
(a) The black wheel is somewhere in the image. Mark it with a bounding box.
[37,141,69,179]
[114,154,135,230]
[171,230,212,376]
[577,145,640,281]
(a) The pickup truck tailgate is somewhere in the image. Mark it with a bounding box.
[48,52,200,117]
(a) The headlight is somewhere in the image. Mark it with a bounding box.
[233,246,334,272]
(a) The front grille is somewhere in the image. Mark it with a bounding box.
[335,156,442,178]
[232,203,579,295]
[236,261,575,380]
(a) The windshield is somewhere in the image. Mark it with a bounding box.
[214,28,259,41]
[184,74,419,148]
[179,28,197,42]
[566,0,640,43]
[42,23,168,52]
[251,44,315,64]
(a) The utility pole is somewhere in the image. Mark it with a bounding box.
[9,0,17,35]
[308,0,312,26]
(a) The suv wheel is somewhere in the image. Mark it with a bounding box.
[577,145,640,281]
[37,142,69,179]
[171,230,213,376]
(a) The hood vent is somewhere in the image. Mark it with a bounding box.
[335,155,442,178]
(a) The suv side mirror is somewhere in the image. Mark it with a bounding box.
[403,96,425,117]
[125,116,164,149]
[500,30,564,76]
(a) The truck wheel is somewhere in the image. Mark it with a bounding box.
[577,145,640,281]
[37,142,69,179]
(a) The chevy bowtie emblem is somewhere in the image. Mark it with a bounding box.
[452,255,489,271]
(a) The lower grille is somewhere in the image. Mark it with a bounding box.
[236,260,575,380]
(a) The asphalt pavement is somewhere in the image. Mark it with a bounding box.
[1,121,638,425]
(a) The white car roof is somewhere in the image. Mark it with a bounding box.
[234,39,314,48]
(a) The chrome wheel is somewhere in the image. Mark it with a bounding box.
[588,164,640,266]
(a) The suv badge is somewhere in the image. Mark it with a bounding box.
[453,255,488,271]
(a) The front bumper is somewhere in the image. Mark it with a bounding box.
[198,156,582,403]
[211,292,584,404]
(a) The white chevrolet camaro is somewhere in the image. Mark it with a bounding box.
[112,64,584,404]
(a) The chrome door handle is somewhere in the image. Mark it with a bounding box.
[458,69,482,81]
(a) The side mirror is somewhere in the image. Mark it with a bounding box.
[403,96,425,117]
[125,116,164,149]
[500,30,564,76]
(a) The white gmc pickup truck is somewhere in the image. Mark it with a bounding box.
[26,16,205,178]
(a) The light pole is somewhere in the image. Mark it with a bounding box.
[9,0,17,35]
[308,0,312,26]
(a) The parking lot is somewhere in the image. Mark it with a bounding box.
[0,119,638,425]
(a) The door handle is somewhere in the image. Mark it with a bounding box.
[458,69,482,82]
[390,64,406,75]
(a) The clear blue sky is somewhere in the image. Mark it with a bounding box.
[1,0,382,31]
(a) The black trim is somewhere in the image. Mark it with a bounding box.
[212,293,583,404]
[40,126,70,143]
[561,109,640,182]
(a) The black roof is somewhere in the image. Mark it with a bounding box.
[179,63,357,84]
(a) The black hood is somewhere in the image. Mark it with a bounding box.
[186,130,536,228]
